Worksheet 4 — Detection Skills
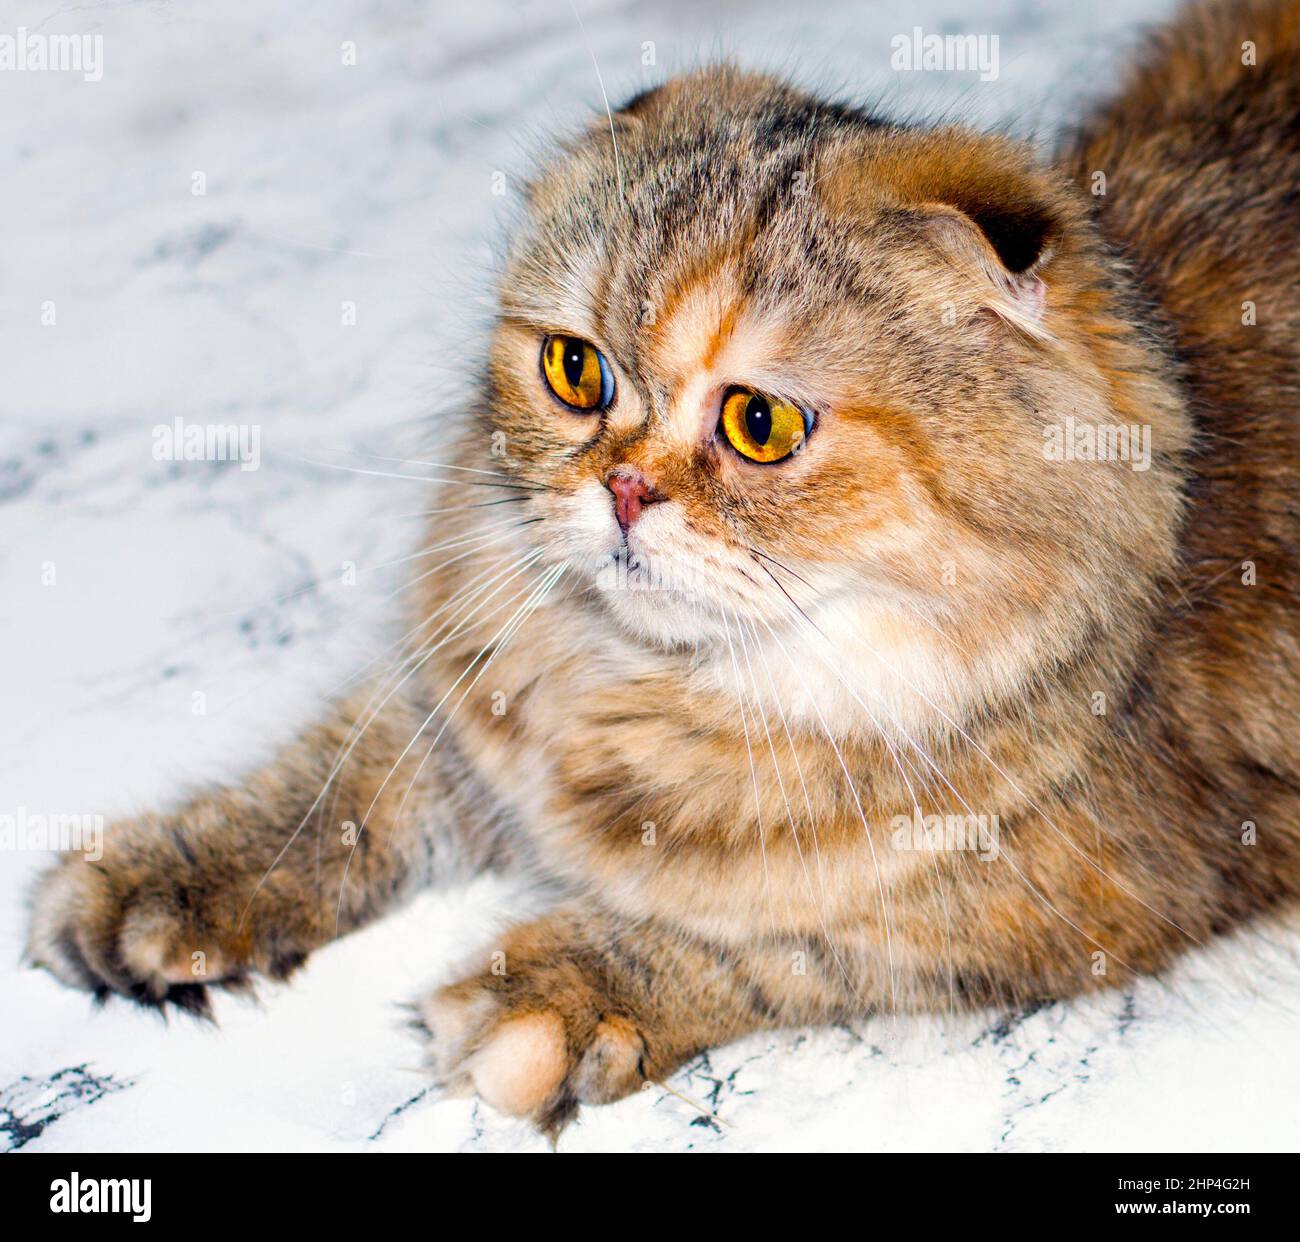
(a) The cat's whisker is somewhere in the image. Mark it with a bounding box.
[394,562,567,814]
[335,527,544,693]
[323,546,569,847]
[749,551,1200,953]
[399,527,538,598]
[749,603,957,1014]
[326,550,549,781]
[734,613,861,1004]
[316,547,542,825]
[566,0,625,209]
[329,560,561,921]
[742,615,888,1007]
[744,545,816,592]
[643,1077,732,1129]
[736,603,900,1014]
[232,539,541,869]
[751,561,936,795]
[285,455,553,493]
[290,555,551,898]
[245,538,545,881]
[322,450,526,481]
[394,497,531,519]
[761,587,1143,974]
[311,528,539,708]
[239,551,546,927]
[719,606,777,936]
[749,557,939,833]
[349,563,566,853]
[350,564,569,925]
[193,521,471,626]
[369,516,542,571]
[798,587,1201,950]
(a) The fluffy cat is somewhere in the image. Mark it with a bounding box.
[29,0,1300,1135]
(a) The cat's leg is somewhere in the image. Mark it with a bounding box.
[28,690,484,1011]
[419,903,847,1133]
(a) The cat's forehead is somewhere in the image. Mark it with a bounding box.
[520,113,810,294]
[507,74,894,382]
[522,75,865,249]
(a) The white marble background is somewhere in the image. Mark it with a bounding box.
[3,0,1298,1153]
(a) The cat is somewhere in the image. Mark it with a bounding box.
[28,0,1300,1136]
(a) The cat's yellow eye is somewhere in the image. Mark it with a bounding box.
[719,388,810,464]
[541,334,614,411]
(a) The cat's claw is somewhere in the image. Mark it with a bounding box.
[26,853,276,1016]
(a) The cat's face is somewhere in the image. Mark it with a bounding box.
[483,69,1187,728]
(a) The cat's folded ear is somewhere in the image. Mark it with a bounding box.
[616,83,667,120]
[913,199,1054,338]
[824,131,1070,339]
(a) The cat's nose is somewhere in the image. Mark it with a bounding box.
[605,469,660,534]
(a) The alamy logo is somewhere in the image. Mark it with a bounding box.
[49,1173,151,1222]
[152,416,261,471]
[1042,415,1152,472]
[0,28,103,81]
[890,27,999,82]
[595,548,706,599]
[891,808,1000,861]
[0,806,103,859]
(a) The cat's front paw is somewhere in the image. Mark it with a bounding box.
[419,960,647,1134]
[28,854,217,1012]
[26,829,301,1014]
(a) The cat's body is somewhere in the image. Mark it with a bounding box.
[30,0,1300,1133]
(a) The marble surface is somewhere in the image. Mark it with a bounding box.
[4,0,1298,1153]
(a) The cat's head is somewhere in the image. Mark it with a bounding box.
[483,68,1189,730]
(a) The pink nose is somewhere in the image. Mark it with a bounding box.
[605,470,659,534]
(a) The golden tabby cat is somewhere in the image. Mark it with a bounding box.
[29,0,1300,1134]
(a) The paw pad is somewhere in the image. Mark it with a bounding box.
[468,1011,568,1116]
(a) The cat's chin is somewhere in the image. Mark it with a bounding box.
[558,532,745,650]
[587,573,729,651]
